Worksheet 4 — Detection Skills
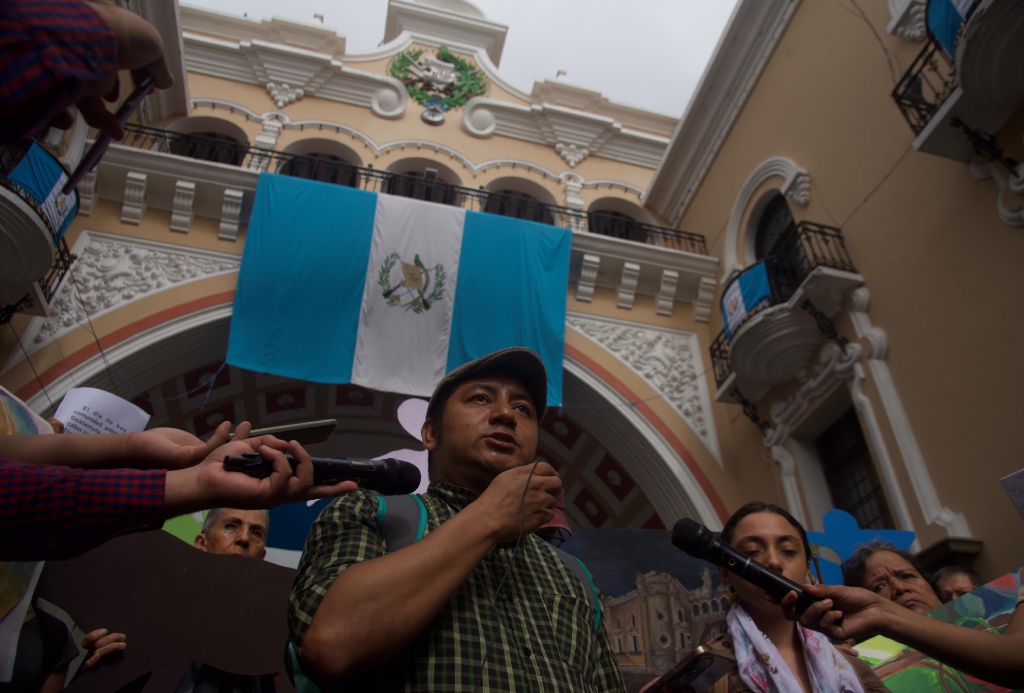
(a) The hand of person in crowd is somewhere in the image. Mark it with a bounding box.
[163,422,358,515]
[48,1,174,139]
[80,628,127,671]
[124,423,238,470]
[780,583,891,643]
[473,461,561,544]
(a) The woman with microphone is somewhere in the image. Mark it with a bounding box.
[702,502,889,692]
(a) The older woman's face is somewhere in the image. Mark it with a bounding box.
[862,550,941,614]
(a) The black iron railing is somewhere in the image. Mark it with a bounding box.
[1,142,76,325]
[709,222,857,386]
[892,37,957,136]
[119,124,708,255]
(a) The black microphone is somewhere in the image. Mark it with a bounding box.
[224,453,421,495]
[671,517,818,617]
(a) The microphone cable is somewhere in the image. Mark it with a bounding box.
[473,457,541,692]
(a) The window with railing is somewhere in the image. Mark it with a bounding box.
[278,153,360,187]
[168,131,246,166]
[114,124,709,254]
[484,190,554,225]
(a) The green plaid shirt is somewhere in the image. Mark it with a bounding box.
[289,483,625,692]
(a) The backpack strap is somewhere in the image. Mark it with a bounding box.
[546,542,601,631]
[375,494,428,552]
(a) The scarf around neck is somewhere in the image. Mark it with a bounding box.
[726,602,865,693]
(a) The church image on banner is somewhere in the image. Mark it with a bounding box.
[3,0,1023,665]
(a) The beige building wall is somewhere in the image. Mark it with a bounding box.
[670,0,1024,577]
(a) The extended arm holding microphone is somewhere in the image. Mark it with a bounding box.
[672,518,819,617]
[224,453,420,494]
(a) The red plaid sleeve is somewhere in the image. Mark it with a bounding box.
[0,0,117,141]
[0,458,166,560]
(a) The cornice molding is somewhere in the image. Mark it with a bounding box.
[646,0,802,225]
[462,98,670,170]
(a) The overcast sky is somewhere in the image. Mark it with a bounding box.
[189,0,741,117]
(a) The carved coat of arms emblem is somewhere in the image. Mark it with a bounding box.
[389,45,488,124]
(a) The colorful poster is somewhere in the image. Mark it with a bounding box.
[857,570,1022,692]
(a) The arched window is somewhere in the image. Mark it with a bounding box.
[588,210,648,243]
[169,131,246,166]
[485,190,554,225]
[754,194,795,259]
[279,153,359,187]
[386,169,458,206]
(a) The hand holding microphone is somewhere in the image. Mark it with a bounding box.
[225,453,421,495]
[671,517,819,618]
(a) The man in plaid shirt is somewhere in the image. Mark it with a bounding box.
[289,348,625,691]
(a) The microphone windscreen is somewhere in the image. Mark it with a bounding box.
[671,518,715,557]
[384,459,422,495]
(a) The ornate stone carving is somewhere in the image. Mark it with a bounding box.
[267,82,304,108]
[121,171,148,225]
[77,170,98,216]
[617,262,640,309]
[785,171,811,207]
[27,231,240,349]
[565,314,716,455]
[219,189,245,241]
[655,270,678,316]
[170,180,196,233]
[556,143,589,168]
[577,253,600,303]
[888,0,926,42]
[693,276,716,322]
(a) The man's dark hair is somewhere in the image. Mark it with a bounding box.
[933,564,984,596]
[841,541,932,589]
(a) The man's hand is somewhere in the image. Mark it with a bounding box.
[163,424,358,515]
[123,423,234,471]
[80,628,127,671]
[473,462,562,543]
[781,583,893,643]
[48,2,174,138]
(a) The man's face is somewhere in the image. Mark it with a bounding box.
[422,373,539,492]
[194,509,268,559]
[937,572,977,601]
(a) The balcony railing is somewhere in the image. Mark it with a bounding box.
[0,142,75,324]
[118,124,709,255]
[710,222,857,386]
[892,36,958,136]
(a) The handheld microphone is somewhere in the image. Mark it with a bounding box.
[224,453,421,495]
[671,517,817,618]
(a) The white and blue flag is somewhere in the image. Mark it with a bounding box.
[721,261,771,342]
[227,173,571,405]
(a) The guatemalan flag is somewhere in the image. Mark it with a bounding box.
[721,261,770,342]
[227,173,571,406]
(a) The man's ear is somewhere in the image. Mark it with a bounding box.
[718,567,731,588]
[194,534,207,552]
[257,547,267,560]
[421,418,438,452]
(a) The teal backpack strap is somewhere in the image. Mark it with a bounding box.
[376,494,427,552]
[547,543,602,631]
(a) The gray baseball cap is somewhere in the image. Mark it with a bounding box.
[426,347,548,421]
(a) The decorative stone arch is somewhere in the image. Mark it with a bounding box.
[278,138,364,169]
[482,176,558,206]
[166,116,250,146]
[587,196,656,225]
[384,156,463,188]
[722,156,810,283]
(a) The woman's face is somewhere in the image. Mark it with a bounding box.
[861,550,941,614]
[722,511,808,617]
